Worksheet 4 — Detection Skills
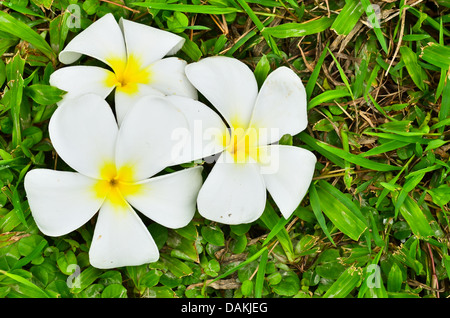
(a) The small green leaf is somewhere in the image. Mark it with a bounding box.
[166,12,189,33]
[241,279,253,296]
[387,263,403,293]
[201,225,225,246]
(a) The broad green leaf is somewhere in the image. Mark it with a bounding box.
[25,84,66,105]
[160,256,193,278]
[241,279,253,296]
[101,284,128,298]
[399,195,435,238]
[201,226,225,246]
[387,263,403,293]
[323,266,363,298]
[420,42,450,69]
[400,46,428,91]
[271,270,300,296]
[71,266,102,294]
[315,249,346,280]
[315,184,367,241]
[428,185,450,206]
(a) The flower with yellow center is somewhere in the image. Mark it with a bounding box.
[184,56,317,225]
[24,94,203,269]
[49,13,197,125]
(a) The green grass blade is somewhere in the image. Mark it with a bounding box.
[259,202,294,258]
[361,0,388,53]
[308,88,351,110]
[210,247,268,283]
[254,248,268,298]
[130,2,242,14]
[263,16,334,38]
[327,48,354,99]
[9,69,24,149]
[298,132,346,168]
[359,140,409,157]
[309,184,336,246]
[0,270,51,298]
[313,139,402,171]
[306,41,329,99]
[235,0,281,56]
[0,11,55,62]
[440,74,450,124]
[330,0,364,35]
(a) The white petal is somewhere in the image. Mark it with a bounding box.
[147,57,197,99]
[24,169,103,237]
[165,95,227,162]
[49,65,116,104]
[250,67,308,145]
[114,84,164,125]
[260,145,316,219]
[197,151,266,224]
[59,13,126,66]
[115,95,189,180]
[125,166,203,229]
[89,200,159,269]
[185,56,258,129]
[49,94,118,179]
[119,18,184,68]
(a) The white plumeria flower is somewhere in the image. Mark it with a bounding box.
[24,94,203,269]
[184,56,317,225]
[50,13,197,125]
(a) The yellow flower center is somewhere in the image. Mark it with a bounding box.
[223,124,260,163]
[105,55,152,95]
[93,162,142,208]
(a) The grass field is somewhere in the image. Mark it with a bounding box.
[0,0,449,298]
